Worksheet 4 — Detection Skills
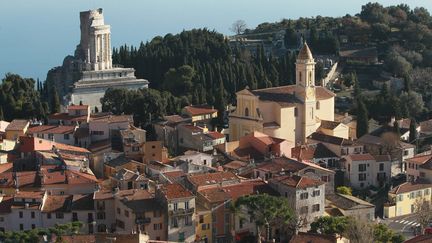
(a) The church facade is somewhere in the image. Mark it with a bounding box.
[229,43,336,144]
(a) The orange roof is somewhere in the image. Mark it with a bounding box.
[54,143,90,154]
[390,181,432,194]
[255,157,307,173]
[181,124,203,132]
[15,191,44,199]
[184,105,217,116]
[207,131,225,139]
[0,163,13,173]
[347,153,375,161]
[68,105,89,110]
[48,113,88,122]
[161,183,193,200]
[41,195,71,212]
[289,232,338,243]
[187,171,239,188]
[406,155,432,165]
[28,125,76,134]
[270,175,324,189]
[5,120,29,131]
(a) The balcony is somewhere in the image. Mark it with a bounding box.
[135,217,151,224]
[169,207,195,216]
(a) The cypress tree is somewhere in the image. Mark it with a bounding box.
[0,107,4,121]
[51,88,61,113]
[393,120,401,139]
[409,118,417,143]
[356,98,369,138]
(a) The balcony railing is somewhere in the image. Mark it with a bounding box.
[169,207,195,216]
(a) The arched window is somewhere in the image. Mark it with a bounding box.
[316,101,320,110]
[309,71,313,86]
[245,107,249,117]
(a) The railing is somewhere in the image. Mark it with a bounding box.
[169,207,195,216]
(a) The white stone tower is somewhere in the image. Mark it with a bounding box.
[78,8,112,71]
[296,42,317,143]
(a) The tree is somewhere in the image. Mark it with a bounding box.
[409,118,417,143]
[393,120,401,138]
[230,20,247,35]
[345,219,375,243]
[50,88,61,113]
[310,216,350,235]
[336,186,352,195]
[400,91,424,118]
[356,98,369,138]
[373,223,404,243]
[235,194,294,243]
[413,198,432,233]
[0,107,3,121]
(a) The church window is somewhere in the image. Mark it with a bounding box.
[245,107,249,117]
[294,108,298,117]
[309,71,312,86]
[316,101,320,110]
[299,72,302,83]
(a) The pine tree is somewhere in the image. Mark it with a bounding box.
[51,88,61,113]
[393,120,401,138]
[356,98,369,138]
[409,118,417,143]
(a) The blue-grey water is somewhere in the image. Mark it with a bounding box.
[0,0,430,81]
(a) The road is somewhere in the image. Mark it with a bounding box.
[381,214,422,240]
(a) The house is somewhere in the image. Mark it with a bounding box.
[222,160,252,176]
[154,115,191,155]
[197,179,278,243]
[114,189,166,240]
[253,157,335,194]
[156,183,196,243]
[339,47,378,64]
[342,153,391,189]
[0,171,39,195]
[185,171,241,193]
[289,232,350,243]
[229,43,336,144]
[325,193,375,222]
[224,131,294,162]
[145,161,180,179]
[89,114,133,143]
[27,125,78,146]
[174,151,216,168]
[110,168,151,191]
[406,154,432,181]
[291,143,339,168]
[182,105,218,125]
[48,105,91,126]
[269,175,325,229]
[318,120,349,139]
[387,117,420,142]
[5,119,29,140]
[142,141,168,164]
[177,124,225,153]
[384,181,432,218]
[120,127,146,161]
[308,132,364,157]
[104,155,144,179]
[418,158,432,183]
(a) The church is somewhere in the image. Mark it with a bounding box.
[229,43,347,144]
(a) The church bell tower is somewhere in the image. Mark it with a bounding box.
[296,42,317,143]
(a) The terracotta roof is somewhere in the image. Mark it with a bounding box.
[0,163,13,173]
[116,189,154,201]
[404,234,432,243]
[90,114,133,124]
[48,113,88,122]
[406,155,432,165]
[161,115,191,125]
[187,171,239,187]
[68,105,89,110]
[270,175,324,189]
[161,183,193,200]
[255,157,307,173]
[41,195,72,212]
[27,125,56,134]
[347,153,375,161]
[161,170,186,181]
[207,131,225,139]
[390,181,432,194]
[54,143,90,154]
[181,124,203,133]
[123,198,161,213]
[223,161,248,170]
[88,139,111,152]
[183,105,217,116]
[105,155,140,168]
[289,232,338,243]
[15,191,44,199]
[5,119,29,131]
[320,120,342,130]
[94,190,114,200]
[292,143,338,161]
[0,171,38,188]
[250,86,335,107]
[420,158,432,170]
[298,42,314,60]
[28,125,76,134]
[309,132,355,146]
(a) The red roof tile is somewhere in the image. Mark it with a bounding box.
[183,106,217,116]
[41,195,72,212]
[161,183,193,200]
[390,181,432,194]
[68,105,89,110]
[207,131,225,139]
[28,125,76,134]
[5,120,29,131]
[187,171,239,188]
[0,196,13,214]
[270,175,324,189]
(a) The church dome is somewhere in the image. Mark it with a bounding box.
[297,42,313,60]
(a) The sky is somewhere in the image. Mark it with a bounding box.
[0,0,431,81]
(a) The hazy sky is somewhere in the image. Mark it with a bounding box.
[0,0,431,80]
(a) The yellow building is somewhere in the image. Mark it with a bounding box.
[229,43,336,144]
[5,119,29,141]
[195,203,213,243]
[384,181,432,218]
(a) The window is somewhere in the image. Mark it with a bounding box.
[285,192,288,197]
[153,210,161,218]
[31,211,35,218]
[244,107,249,117]
[426,189,430,196]
[417,191,423,197]
[404,150,409,156]
[410,192,415,198]
[132,146,140,152]
[97,212,105,220]
[173,203,178,211]
[312,190,320,197]
[202,224,208,230]
[321,176,329,182]
[48,134,53,140]
[294,107,298,117]
[19,211,23,218]
[312,204,320,212]
[91,131,104,135]
[398,194,404,202]
[117,208,120,214]
[316,101,320,109]
[179,232,185,242]
[300,206,308,214]
[154,223,162,230]
[152,145,156,149]
[185,216,191,226]
[64,134,70,140]
[359,173,367,181]
[199,215,204,224]
[47,213,51,219]
[20,224,23,230]
[359,164,367,172]
[31,224,35,229]
[300,192,308,200]
[124,210,129,217]
[116,220,125,229]
[379,163,384,171]
[299,72,302,82]
[240,219,244,229]
[172,217,178,228]
[56,212,64,219]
